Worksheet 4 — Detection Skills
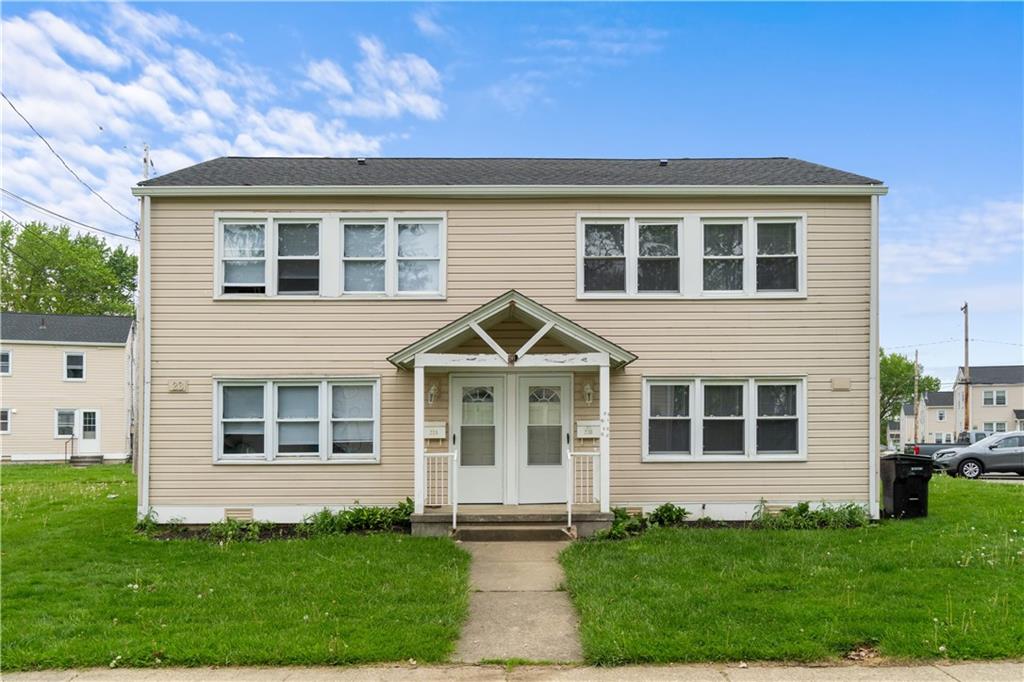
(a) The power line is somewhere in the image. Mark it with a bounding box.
[1,188,138,242]
[970,338,1024,348]
[1,90,138,228]
[883,338,958,350]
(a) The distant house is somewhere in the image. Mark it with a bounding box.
[0,313,135,463]
[901,391,955,444]
[954,365,1024,434]
[886,419,901,450]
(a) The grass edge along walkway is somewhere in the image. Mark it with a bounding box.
[561,476,1024,665]
[1,464,471,671]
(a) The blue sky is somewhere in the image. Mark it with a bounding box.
[2,2,1022,384]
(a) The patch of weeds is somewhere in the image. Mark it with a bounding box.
[751,500,870,530]
[297,498,415,537]
[134,509,158,535]
[592,503,691,540]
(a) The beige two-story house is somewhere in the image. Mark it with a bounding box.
[900,391,956,445]
[954,365,1024,434]
[0,312,135,463]
[130,157,885,532]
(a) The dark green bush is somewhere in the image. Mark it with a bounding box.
[298,498,414,536]
[647,503,690,527]
[751,500,870,530]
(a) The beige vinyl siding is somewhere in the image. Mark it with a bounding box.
[0,342,129,458]
[146,195,871,507]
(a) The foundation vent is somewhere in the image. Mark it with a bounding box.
[224,508,254,522]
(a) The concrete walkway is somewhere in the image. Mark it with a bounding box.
[7,662,1023,681]
[454,541,582,663]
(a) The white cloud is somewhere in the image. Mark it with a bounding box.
[413,8,448,40]
[880,200,1024,285]
[304,58,353,95]
[329,36,443,120]
[0,7,443,248]
[488,72,548,113]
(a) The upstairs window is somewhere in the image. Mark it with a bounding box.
[398,223,441,293]
[638,224,680,293]
[222,222,267,294]
[583,223,626,292]
[937,410,946,422]
[277,222,320,294]
[219,213,445,298]
[756,221,799,291]
[64,352,85,381]
[983,390,1007,406]
[0,350,10,376]
[343,223,386,293]
[703,222,744,292]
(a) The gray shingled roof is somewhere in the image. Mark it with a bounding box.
[960,365,1024,385]
[1014,409,1024,420]
[138,157,882,188]
[1,312,133,344]
[924,391,954,408]
[903,402,916,416]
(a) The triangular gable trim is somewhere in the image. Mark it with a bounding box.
[387,290,637,369]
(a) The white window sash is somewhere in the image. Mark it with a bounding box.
[63,351,86,382]
[214,378,381,464]
[578,213,805,299]
[275,219,322,296]
[0,350,11,376]
[216,213,446,300]
[641,378,695,459]
[642,377,807,462]
[0,408,11,434]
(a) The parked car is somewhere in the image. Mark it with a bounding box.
[904,431,989,457]
[931,431,1024,479]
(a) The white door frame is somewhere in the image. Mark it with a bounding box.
[450,375,505,504]
[517,374,572,504]
[79,409,101,454]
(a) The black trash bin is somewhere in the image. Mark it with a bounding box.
[880,453,933,518]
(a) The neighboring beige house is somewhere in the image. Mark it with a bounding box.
[901,391,956,445]
[953,365,1024,434]
[130,156,886,531]
[0,312,135,463]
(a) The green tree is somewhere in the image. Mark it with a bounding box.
[0,220,137,315]
[879,349,941,443]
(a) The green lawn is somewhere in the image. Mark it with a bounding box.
[562,476,1024,664]
[1,464,470,671]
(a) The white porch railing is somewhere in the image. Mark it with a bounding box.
[567,450,600,528]
[424,450,458,529]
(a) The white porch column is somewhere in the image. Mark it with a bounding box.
[599,362,611,513]
[414,363,425,514]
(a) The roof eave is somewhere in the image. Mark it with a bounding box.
[131,183,888,198]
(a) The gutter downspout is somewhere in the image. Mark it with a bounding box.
[869,194,880,520]
[138,195,152,519]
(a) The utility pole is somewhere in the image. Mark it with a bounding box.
[913,348,920,443]
[142,143,151,180]
[961,301,970,433]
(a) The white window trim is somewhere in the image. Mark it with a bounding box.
[275,219,323,296]
[214,212,447,301]
[642,376,807,462]
[937,410,946,421]
[213,377,381,464]
[63,351,86,382]
[54,408,77,439]
[0,408,11,434]
[0,349,11,376]
[577,211,806,300]
[982,389,1007,406]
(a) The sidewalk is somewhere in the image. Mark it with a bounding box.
[454,541,581,663]
[6,661,1023,681]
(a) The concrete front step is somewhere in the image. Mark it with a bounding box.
[453,524,573,542]
[69,456,104,467]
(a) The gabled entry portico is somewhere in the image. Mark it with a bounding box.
[389,291,635,524]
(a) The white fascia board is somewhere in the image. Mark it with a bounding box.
[132,184,889,198]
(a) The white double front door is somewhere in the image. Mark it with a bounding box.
[450,374,571,504]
